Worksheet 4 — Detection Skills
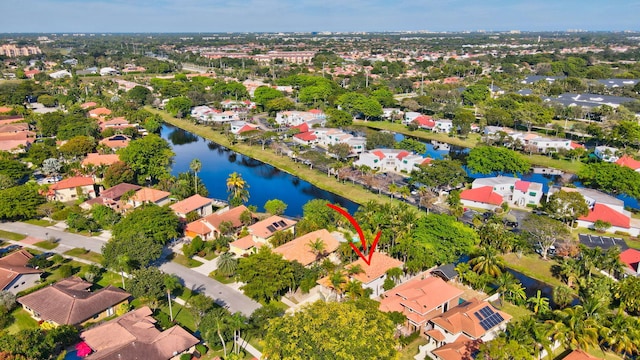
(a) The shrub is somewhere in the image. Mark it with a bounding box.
[58,264,74,278]
[180,353,191,360]
[195,344,207,355]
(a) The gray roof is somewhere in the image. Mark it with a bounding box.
[542,93,637,109]
[472,176,519,187]
[596,79,639,88]
[521,75,566,84]
[431,264,458,281]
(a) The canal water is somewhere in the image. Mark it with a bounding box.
[161,124,359,217]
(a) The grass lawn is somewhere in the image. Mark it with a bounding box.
[149,107,405,208]
[42,260,89,283]
[502,253,565,288]
[209,270,236,284]
[175,286,195,302]
[33,240,59,250]
[399,336,428,360]
[246,336,264,352]
[24,219,55,227]
[172,253,204,268]
[96,271,125,289]
[6,308,39,334]
[625,238,640,249]
[0,229,26,241]
[158,302,197,332]
[64,248,104,263]
[496,301,533,322]
[354,120,585,174]
[203,251,218,261]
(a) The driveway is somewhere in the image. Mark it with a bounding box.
[0,222,261,316]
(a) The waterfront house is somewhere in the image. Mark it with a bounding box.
[47,176,96,202]
[169,194,214,219]
[616,155,640,172]
[379,275,463,333]
[128,188,171,208]
[81,183,141,212]
[99,135,131,150]
[425,298,511,360]
[353,148,430,173]
[460,186,503,210]
[18,277,130,327]
[467,177,543,208]
[99,117,136,132]
[230,121,259,135]
[275,110,326,127]
[347,252,403,297]
[80,306,198,360]
[0,250,42,294]
[594,146,620,163]
[81,153,120,168]
[273,229,340,267]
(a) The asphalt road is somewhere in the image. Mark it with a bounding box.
[0,222,261,317]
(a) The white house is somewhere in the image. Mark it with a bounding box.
[353,148,431,173]
[49,70,72,79]
[230,121,259,135]
[469,176,544,207]
[434,119,453,133]
[99,67,120,76]
[403,111,422,124]
[383,108,403,120]
[594,146,620,163]
[528,136,573,153]
[275,110,325,127]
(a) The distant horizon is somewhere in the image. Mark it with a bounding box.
[2,30,639,35]
[2,0,639,34]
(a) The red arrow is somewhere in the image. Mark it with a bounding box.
[327,204,381,266]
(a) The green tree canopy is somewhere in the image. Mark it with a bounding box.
[0,159,30,185]
[578,162,640,199]
[113,204,180,245]
[127,267,167,302]
[264,199,288,216]
[165,97,193,118]
[410,159,467,191]
[395,138,426,154]
[118,134,175,184]
[325,108,352,128]
[103,161,136,188]
[467,146,530,175]
[236,247,294,302]
[59,135,96,159]
[102,230,163,270]
[253,86,284,107]
[462,84,490,105]
[263,300,398,360]
[127,86,152,106]
[0,184,45,221]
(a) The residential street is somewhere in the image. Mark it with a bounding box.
[0,222,261,317]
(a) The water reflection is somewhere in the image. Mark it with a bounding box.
[161,124,359,217]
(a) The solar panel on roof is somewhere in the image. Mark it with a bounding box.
[479,306,494,318]
[267,225,276,232]
[278,220,287,227]
[479,313,505,331]
[474,312,483,321]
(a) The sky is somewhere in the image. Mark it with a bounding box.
[1,0,639,33]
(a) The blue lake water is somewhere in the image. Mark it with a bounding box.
[161,124,359,217]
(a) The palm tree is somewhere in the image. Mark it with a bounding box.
[226,172,249,206]
[546,306,599,351]
[601,310,640,357]
[329,270,347,300]
[164,274,180,322]
[306,238,326,261]
[558,258,580,288]
[552,285,573,310]
[116,254,130,289]
[494,272,525,304]
[228,312,247,355]
[386,267,403,285]
[470,246,505,277]
[217,252,238,277]
[190,158,202,194]
[344,280,365,300]
[347,264,364,277]
[527,290,550,315]
[601,246,624,277]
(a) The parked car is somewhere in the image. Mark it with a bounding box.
[0,245,22,256]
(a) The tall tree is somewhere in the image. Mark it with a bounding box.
[545,190,589,227]
[466,146,530,175]
[217,252,238,277]
[264,199,287,216]
[521,214,569,260]
[263,301,398,360]
[118,134,175,184]
[236,247,294,302]
[226,172,250,207]
[164,274,181,322]
[189,158,202,195]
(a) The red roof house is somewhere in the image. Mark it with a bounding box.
[460,186,503,209]
[619,248,640,275]
[578,203,630,229]
[616,155,640,171]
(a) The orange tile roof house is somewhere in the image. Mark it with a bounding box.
[169,194,214,219]
[0,250,43,294]
[347,252,403,297]
[47,176,96,202]
[81,153,120,167]
[80,101,98,109]
[616,155,640,172]
[185,205,249,240]
[18,277,130,326]
[129,187,171,208]
[99,135,131,150]
[619,248,640,276]
[426,298,511,359]
[99,117,136,132]
[88,107,112,118]
[431,336,481,360]
[81,306,199,360]
[248,215,297,243]
[273,229,340,267]
[379,275,463,332]
[562,350,601,360]
[229,234,264,256]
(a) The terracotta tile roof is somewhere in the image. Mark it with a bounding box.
[372,150,385,159]
[578,203,630,228]
[616,155,640,171]
[430,298,511,339]
[0,106,13,113]
[99,135,131,149]
[88,107,112,117]
[291,123,309,133]
[379,276,463,322]
[230,235,260,250]
[620,249,640,272]
[309,109,323,114]
[170,194,213,215]
[18,277,130,325]
[248,215,297,240]
[0,139,31,152]
[421,158,433,165]
[0,250,42,290]
[0,131,35,140]
[0,117,24,126]
[273,229,339,266]
[203,205,249,229]
[570,142,585,149]
[185,220,214,236]
[81,306,198,360]
[100,183,141,200]
[294,131,317,142]
[413,115,435,128]
[50,176,95,190]
[347,252,403,285]
[425,329,446,342]
[0,123,29,133]
[82,153,120,167]
[432,335,479,360]
[563,350,601,360]
[514,180,530,192]
[396,150,410,160]
[460,186,503,206]
[131,188,171,203]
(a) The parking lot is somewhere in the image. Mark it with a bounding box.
[578,233,628,251]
